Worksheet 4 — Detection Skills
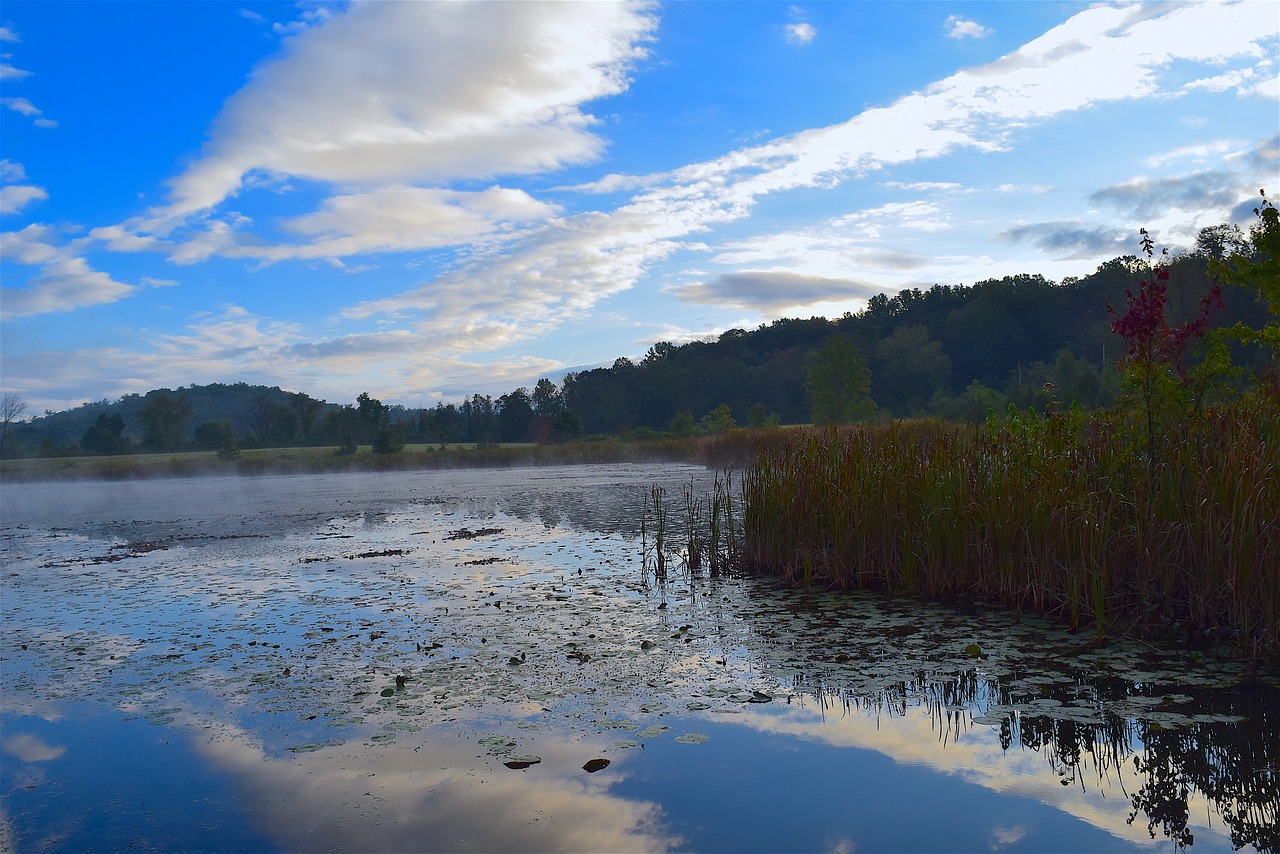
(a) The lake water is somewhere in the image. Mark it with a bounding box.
[2,464,1276,853]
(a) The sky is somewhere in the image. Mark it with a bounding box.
[1,1,1277,414]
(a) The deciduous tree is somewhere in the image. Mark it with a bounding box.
[807,336,876,424]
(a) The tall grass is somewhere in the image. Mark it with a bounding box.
[735,403,1280,660]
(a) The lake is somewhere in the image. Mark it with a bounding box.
[2,463,1276,852]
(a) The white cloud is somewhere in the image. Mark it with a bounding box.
[785,6,816,46]
[271,6,334,37]
[785,22,816,46]
[0,160,47,214]
[0,63,31,80]
[1145,139,1249,168]
[233,185,559,262]
[149,1,657,224]
[882,180,971,193]
[0,255,138,318]
[0,26,19,43]
[0,159,28,182]
[1,224,61,265]
[1,225,143,316]
[946,16,991,40]
[0,184,48,214]
[341,1,1277,344]
[1185,64,1279,99]
[87,223,165,253]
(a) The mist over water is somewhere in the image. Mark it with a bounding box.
[2,464,1274,852]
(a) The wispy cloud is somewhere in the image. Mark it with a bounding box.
[1001,222,1133,260]
[336,1,1275,347]
[0,62,31,80]
[1088,171,1244,221]
[785,5,816,46]
[1,96,40,116]
[231,185,559,263]
[674,270,882,312]
[0,224,139,317]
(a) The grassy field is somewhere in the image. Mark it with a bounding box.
[0,436,737,482]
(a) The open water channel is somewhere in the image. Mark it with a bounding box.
[1,463,1276,853]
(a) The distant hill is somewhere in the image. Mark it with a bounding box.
[5,248,1272,458]
[10,383,340,455]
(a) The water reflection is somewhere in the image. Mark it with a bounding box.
[717,583,1279,852]
[191,716,679,852]
[2,465,1276,853]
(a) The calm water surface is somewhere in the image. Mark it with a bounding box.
[2,464,1276,853]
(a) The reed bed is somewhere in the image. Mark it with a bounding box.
[735,405,1280,660]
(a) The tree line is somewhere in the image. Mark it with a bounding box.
[2,221,1272,459]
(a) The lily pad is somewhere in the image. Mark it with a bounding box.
[503,755,541,769]
[583,758,610,773]
[675,732,708,744]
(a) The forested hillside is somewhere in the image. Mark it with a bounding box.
[559,247,1269,433]
[3,237,1272,459]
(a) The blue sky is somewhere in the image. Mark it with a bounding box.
[2,1,1277,413]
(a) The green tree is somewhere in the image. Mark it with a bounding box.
[669,411,696,436]
[531,378,564,416]
[1195,222,1249,261]
[289,392,324,445]
[356,392,387,443]
[699,404,736,434]
[330,405,359,454]
[873,324,951,415]
[372,423,405,454]
[496,388,534,442]
[549,410,584,442]
[193,419,234,450]
[245,396,288,446]
[1211,190,1280,390]
[747,402,780,429]
[139,393,192,451]
[80,412,131,455]
[807,337,876,424]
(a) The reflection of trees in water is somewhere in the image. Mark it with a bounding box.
[791,666,1277,852]
[441,469,720,539]
[1133,689,1278,852]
